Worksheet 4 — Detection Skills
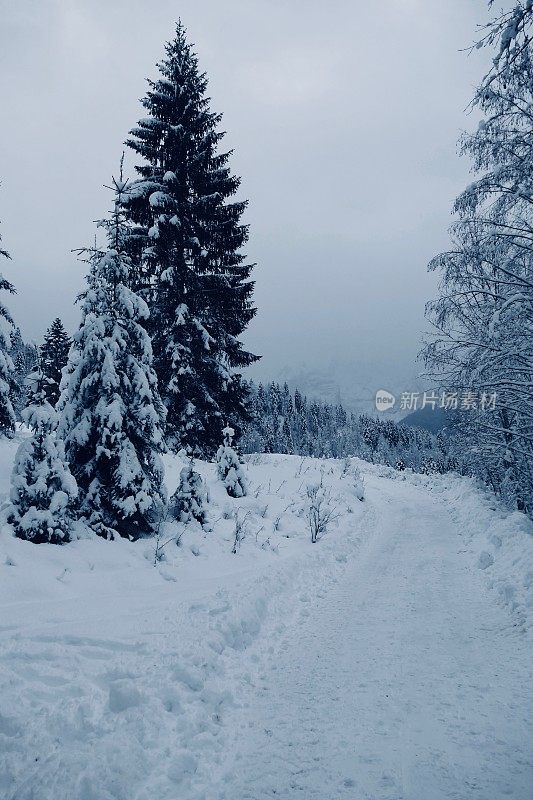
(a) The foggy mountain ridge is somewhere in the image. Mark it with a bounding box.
[267,359,428,417]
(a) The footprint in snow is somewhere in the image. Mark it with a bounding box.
[108,681,143,713]
[209,601,231,616]
[172,664,204,692]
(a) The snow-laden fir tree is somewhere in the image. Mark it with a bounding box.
[40,318,71,406]
[10,327,38,419]
[8,367,77,544]
[169,457,208,525]
[216,425,247,498]
[422,1,533,515]
[121,21,258,456]
[0,217,17,435]
[58,179,167,540]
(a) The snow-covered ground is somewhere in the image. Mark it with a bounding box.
[0,438,532,799]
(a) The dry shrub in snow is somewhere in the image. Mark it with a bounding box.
[306,481,337,544]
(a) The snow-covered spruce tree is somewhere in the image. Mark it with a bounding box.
[40,318,71,406]
[0,219,17,435]
[10,327,38,419]
[216,425,247,498]
[121,21,258,456]
[58,180,167,540]
[422,1,533,515]
[169,457,208,525]
[8,368,77,544]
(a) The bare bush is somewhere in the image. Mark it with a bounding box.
[340,459,365,501]
[231,510,251,554]
[306,482,338,543]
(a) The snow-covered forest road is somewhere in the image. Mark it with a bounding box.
[221,478,532,799]
[0,454,531,800]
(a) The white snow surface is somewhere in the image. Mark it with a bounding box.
[0,440,531,799]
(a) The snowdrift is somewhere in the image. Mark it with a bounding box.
[0,438,531,799]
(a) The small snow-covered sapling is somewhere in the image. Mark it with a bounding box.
[8,368,78,544]
[169,458,208,526]
[216,426,247,498]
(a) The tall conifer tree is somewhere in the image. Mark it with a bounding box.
[122,21,258,456]
[58,179,167,539]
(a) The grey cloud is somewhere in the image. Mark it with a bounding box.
[0,0,490,398]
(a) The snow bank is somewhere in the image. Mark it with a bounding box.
[363,462,533,635]
[0,449,370,800]
[442,476,533,634]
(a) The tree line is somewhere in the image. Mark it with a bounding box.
[240,380,466,475]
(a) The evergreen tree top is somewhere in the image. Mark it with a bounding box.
[159,20,205,85]
[125,21,239,196]
[47,318,68,334]
[82,175,147,309]
[42,318,71,352]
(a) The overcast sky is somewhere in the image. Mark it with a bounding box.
[0,0,490,390]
